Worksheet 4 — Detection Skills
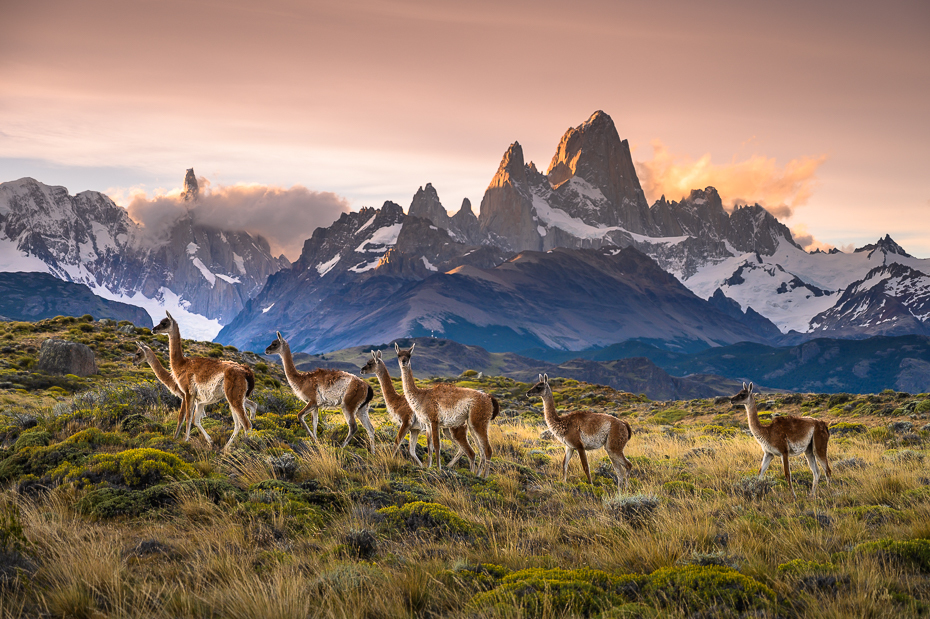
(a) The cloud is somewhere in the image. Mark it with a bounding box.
[790,225,834,253]
[635,140,827,218]
[120,179,350,260]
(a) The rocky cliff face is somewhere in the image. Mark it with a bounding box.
[546,110,654,233]
[0,176,288,338]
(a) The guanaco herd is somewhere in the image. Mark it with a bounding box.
[133,311,832,495]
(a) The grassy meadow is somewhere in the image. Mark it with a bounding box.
[1,316,929,617]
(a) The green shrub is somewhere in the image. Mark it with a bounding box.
[701,425,737,437]
[469,567,645,618]
[829,422,867,436]
[247,479,347,513]
[75,485,176,519]
[437,563,511,593]
[854,539,930,572]
[13,429,51,451]
[916,399,930,414]
[71,448,196,488]
[643,565,776,615]
[461,369,478,377]
[377,501,480,538]
[663,481,696,497]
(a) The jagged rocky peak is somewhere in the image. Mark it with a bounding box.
[855,234,911,258]
[182,168,199,201]
[450,197,481,245]
[408,183,451,227]
[489,141,527,188]
[728,203,801,255]
[545,110,651,225]
[649,186,729,238]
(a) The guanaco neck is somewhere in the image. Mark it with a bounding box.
[276,341,302,387]
[374,360,402,402]
[743,394,767,439]
[540,386,563,428]
[145,350,179,393]
[166,321,187,372]
[399,361,425,400]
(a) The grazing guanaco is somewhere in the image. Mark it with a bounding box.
[526,374,632,490]
[151,312,254,450]
[731,382,831,497]
[395,342,497,477]
[360,349,472,467]
[264,331,375,448]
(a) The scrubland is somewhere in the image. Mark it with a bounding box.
[0,316,929,618]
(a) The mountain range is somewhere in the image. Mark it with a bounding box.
[2,110,930,393]
[0,174,288,339]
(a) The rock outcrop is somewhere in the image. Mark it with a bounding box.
[37,338,97,376]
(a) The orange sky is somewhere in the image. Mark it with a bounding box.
[1,0,928,258]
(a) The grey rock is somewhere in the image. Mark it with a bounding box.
[37,338,97,376]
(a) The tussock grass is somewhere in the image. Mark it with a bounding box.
[1,349,929,616]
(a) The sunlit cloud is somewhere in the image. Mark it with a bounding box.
[116,178,350,260]
[635,140,827,218]
[790,225,834,253]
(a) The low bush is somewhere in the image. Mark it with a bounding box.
[377,501,480,539]
[854,538,930,572]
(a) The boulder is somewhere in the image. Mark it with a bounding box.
[37,338,97,376]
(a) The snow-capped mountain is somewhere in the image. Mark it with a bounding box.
[6,110,927,353]
[217,198,509,352]
[807,263,930,337]
[217,110,930,353]
[0,175,288,339]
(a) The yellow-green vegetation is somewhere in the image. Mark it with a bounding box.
[0,319,929,617]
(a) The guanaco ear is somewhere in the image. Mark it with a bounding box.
[748,381,754,392]
[376,350,382,360]
[276,331,284,341]
[410,342,416,353]
[165,311,174,321]
[537,373,543,383]
[742,381,747,390]
[394,342,400,353]
[544,373,549,384]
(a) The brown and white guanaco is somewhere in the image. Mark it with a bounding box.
[730,381,831,497]
[151,312,255,450]
[265,331,375,448]
[526,373,632,490]
[395,342,497,477]
[361,349,471,467]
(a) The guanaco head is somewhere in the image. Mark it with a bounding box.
[360,350,383,374]
[730,381,755,406]
[131,342,150,366]
[264,331,287,356]
[526,373,551,398]
[394,342,415,368]
[151,311,176,336]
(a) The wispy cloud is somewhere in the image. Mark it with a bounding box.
[116,178,349,260]
[635,140,827,218]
